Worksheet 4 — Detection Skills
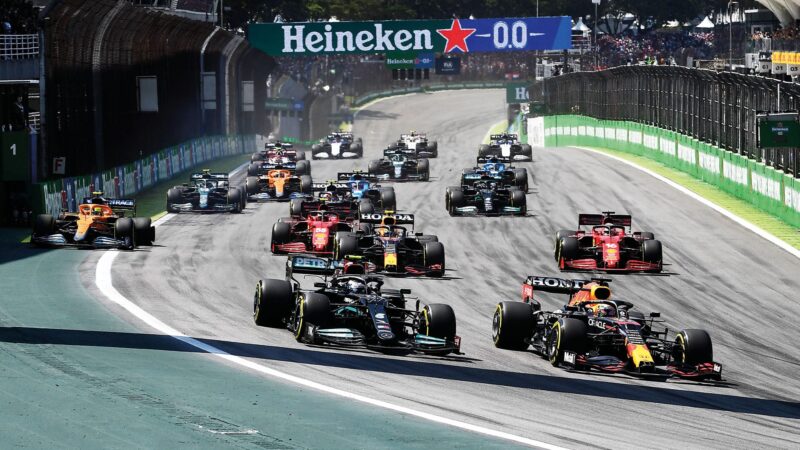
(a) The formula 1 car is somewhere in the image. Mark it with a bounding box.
[288,174,396,219]
[461,156,528,192]
[368,149,429,181]
[445,180,526,216]
[247,159,311,177]
[251,141,306,163]
[32,192,155,250]
[492,276,723,381]
[388,131,438,158]
[271,209,360,254]
[333,212,445,277]
[478,133,532,161]
[167,170,246,213]
[312,132,363,159]
[253,255,460,355]
[245,169,312,202]
[554,212,663,272]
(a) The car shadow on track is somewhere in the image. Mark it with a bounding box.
[2,326,800,420]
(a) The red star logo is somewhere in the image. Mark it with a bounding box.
[437,19,476,53]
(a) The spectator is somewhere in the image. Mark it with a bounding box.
[12,95,27,131]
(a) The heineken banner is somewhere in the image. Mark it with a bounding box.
[249,17,572,56]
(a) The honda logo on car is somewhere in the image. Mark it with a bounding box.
[360,213,413,221]
[529,276,585,289]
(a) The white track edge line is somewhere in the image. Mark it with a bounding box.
[573,146,800,260]
[95,180,567,450]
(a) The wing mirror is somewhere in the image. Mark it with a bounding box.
[313,282,326,288]
[649,312,661,318]
[400,288,411,295]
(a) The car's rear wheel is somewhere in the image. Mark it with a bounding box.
[299,175,313,193]
[368,160,381,174]
[548,318,587,367]
[513,168,528,192]
[295,150,306,161]
[132,217,154,246]
[521,144,533,157]
[478,144,489,156]
[254,279,293,327]
[296,160,311,176]
[294,293,331,343]
[492,302,534,350]
[247,163,259,177]
[417,159,430,181]
[358,199,374,216]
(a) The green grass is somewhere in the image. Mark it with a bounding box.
[587,146,800,250]
[134,153,250,220]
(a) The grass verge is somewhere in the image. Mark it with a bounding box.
[586,146,800,250]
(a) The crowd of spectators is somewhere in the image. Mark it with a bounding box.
[597,30,715,68]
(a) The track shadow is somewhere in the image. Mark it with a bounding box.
[355,109,400,120]
[2,326,799,420]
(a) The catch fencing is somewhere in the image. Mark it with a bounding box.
[533,66,800,177]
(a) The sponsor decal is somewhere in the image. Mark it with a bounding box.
[629,130,642,144]
[529,276,584,290]
[698,152,720,174]
[677,144,695,164]
[785,186,800,213]
[723,160,748,185]
[643,134,659,150]
[659,137,676,156]
[751,172,781,201]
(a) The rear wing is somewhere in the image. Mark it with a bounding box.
[285,255,340,279]
[312,182,350,192]
[578,213,632,227]
[301,201,354,219]
[359,212,414,225]
[383,148,416,157]
[490,133,518,140]
[190,172,229,180]
[337,172,377,182]
[476,156,512,164]
[82,197,136,215]
[522,276,612,303]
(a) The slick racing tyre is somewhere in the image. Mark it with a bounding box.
[419,304,456,341]
[294,293,331,343]
[429,141,438,158]
[271,222,291,254]
[423,241,445,277]
[557,236,580,263]
[446,187,465,216]
[295,160,311,176]
[115,217,135,250]
[554,230,574,260]
[247,163,260,177]
[510,189,526,216]
[246,176,260,196]
[478,144,490,157]
[368,160,381,175]
[300,175,313,193]
[33,214,55,238]
[642,239,663,270]
[358,199,375,216]
[417,159,430,181]
[166,188,182,213]
[227,188,243,213]
[674,329,713,365]
[521,144,533,158]
[379,188,396,211]
[548,318,588,367]
[513,168,528,192]
[253,279,293,327]
[334,232,358,260]
[132,217,155,246]
[295,150,306,161]
[492,301,534,350]
[289,198,304,217]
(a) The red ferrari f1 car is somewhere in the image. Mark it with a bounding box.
[554,212,662,272]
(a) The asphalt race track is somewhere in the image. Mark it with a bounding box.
[85,89,800,449]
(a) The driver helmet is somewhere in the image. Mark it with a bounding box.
[346,279,366,294]
[593,304,616,318]
[92,206,103,216]
[206,181,215,188]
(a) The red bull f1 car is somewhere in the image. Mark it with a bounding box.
[333,212,444,277]
[253,255,460,355]
[492,276,723,381]
[555,212,663,272]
